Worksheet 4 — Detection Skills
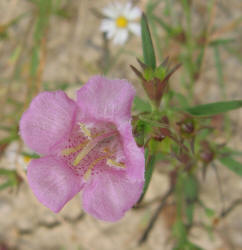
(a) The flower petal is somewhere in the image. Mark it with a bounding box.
[113,2,123,13]
[128,23,141,36]
[20,91,77,155]
[113,29,128,45]
[82,170,143,222]
[27,156,82,213]
[102,4,118,18]
[118,122,145,181]
[123,2,132,17]
[100,19,116,39]
[77,76,135,123]
[127,6,141,20]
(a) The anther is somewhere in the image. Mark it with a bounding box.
[79,122,92,138]
[107,159,126,169]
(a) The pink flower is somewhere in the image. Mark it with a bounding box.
[20,76,145,222]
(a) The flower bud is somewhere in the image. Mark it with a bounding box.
[130,58,181,108]
[199,141,214,164]
[177,118,195,137]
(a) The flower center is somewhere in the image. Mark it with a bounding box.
[72,130,117,167]
[116,16,128,28]
[61,122,126,181]
[23,155,31,164]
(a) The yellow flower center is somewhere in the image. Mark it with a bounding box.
[116,16,128,28]
[23,156,31,164]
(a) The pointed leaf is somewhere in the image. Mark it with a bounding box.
[219,157,242,176]
[210,38,235,46]
[213,45,225,98]
[141,14,156,69]
[184,100,242,116]
[0,181,12,190]
[152,14,173,34]
[219,146,242,157]
[138,150,156,202]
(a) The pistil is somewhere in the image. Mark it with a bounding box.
[73,130,117,166]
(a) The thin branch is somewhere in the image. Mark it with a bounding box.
[220,198,242,218]
[211,163,225,212]
[138,187,174,245]
[135,194,168,210]
[190,136,195,155]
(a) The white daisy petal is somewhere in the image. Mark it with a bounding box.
[100,19,116,31]
[123,2,132,17]
[100,19,117,39]
[114,2,123,12]
[102,5,117,19]
[113,29,129,45]
[106,26,116,39]
[128,23,141,36]
[128,7,141,20]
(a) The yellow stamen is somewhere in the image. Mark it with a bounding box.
[107,159,126,169]
[79,122,92,138]
[73,131,117,167]
[83,155,109,181]
[116,16,128,28]
[61,140,88,156]
[73,140,96,166]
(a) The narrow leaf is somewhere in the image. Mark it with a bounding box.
[0,181,12,191]
[210,38,235,46]
[196,46,205,71]
[213,45,225,98]
[184,100,242,116]
[141,14,156,69]
[138,150,156,203]
[22,152,40,159]
[219,146,242,156]
[220,157,242,176]
[152,14,173,34]
[0,169,16,176]
[146,0,163,13]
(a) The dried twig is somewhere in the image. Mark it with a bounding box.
[211,163,225,212]
[220,198,242,218]
[138,187,174,245]
[134,195,164,209]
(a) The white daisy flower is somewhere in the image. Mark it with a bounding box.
[2,142,32,171]
[100,2,141,45]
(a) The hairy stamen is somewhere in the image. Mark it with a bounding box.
[79,122,92,138]
[73,131,117,166]
[83,154,110,181]
[61,140,88,156]
[107,159,126,169]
